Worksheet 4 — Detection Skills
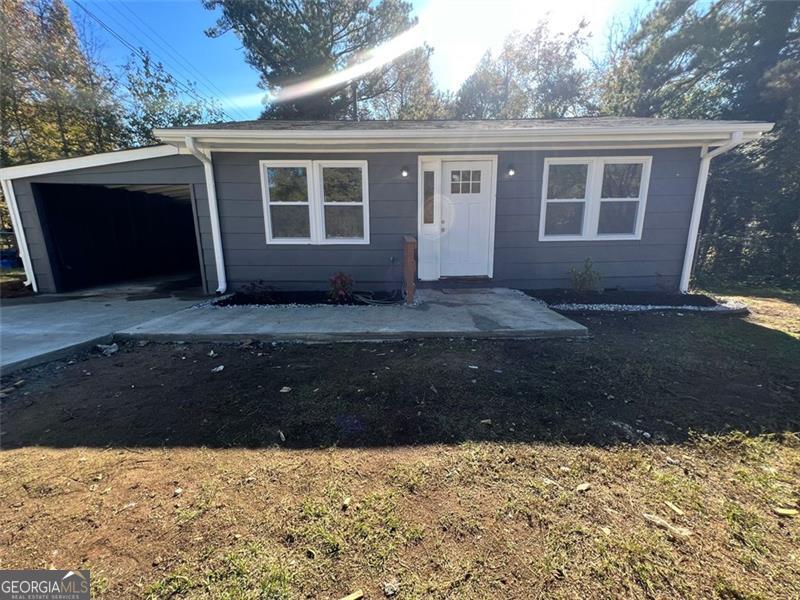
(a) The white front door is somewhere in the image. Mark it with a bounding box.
[439,160,493,277]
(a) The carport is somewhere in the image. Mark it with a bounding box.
[32,182,199,291]
[0,146,216,294]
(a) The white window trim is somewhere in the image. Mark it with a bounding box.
[259,159,369,245]
[260,160,315,245]
[314,160,370,245]
[539,156,652,242]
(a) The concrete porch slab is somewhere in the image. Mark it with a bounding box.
[117,288,587,342]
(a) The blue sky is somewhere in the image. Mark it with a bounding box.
[69,0,642,120]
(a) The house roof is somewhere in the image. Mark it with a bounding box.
[155,116,773,153]
[0,117,774,181]
[161,116,769,132]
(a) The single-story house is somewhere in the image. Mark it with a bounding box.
[0,117,773,295]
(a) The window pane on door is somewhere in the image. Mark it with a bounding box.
[267,167,308,202]
[598,201,638,234]
[270,205,310,238]
[544,202,584,235]
[547,164,588,199]
[423,171,435,224]
[322,167,362,202]
[601,163,643,198]
[324,206,364,238]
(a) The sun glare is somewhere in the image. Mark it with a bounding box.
[274,26,425,103]
[270,0,627,104]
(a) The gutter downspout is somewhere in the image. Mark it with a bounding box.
[185,137,227,294]
[679,131,744,293]
[0,178,38,292]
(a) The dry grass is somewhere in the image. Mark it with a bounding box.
[709,287,800,339]
[1,437,798,599]
[1,290,798,599]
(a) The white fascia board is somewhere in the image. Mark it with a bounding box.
[154,125,773,152]
[154,121,773,144]
[0,145,181,181]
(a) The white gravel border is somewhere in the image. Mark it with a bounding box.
[550,300,748,314]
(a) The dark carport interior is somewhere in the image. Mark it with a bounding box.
[32,182,201,291]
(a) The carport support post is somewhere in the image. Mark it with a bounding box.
[0,178,38,292]
[185,137,227,294]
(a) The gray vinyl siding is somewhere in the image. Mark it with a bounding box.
[11,154,209,293]
[208,152,418,291]
[493,148,700,290]
[212,148,699,292]
[10,145,700,294]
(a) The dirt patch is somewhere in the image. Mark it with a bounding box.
[527,288,718,307]
[0,267,32,299]
[1,305,798,599]
[1,316,797,449]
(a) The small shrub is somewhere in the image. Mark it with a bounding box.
[570,258,602,293]
[239,280,276,301]
[328,271,354,303]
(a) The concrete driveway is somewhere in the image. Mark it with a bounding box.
[1,280,205,373]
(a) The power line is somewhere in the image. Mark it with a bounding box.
[98,1,251,120]
[83,0,241,120]
[93,0,248,120]
[71,0,237,122]
[112,1,253,121]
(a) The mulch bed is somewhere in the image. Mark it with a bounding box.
[526,289,718,307]
[214,289,402,307]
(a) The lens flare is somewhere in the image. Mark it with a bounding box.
[273,25,424,103]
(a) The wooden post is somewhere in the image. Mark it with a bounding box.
[403,235,417,304]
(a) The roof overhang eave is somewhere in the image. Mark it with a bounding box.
[158,123,773,151]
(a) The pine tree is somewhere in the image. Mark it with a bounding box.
[597,0,800,287]
[203,0,430,120]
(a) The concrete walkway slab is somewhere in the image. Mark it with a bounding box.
[118,288,587,342]
[1,280,205,373]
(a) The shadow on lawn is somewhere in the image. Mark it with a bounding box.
[1,314,798,450]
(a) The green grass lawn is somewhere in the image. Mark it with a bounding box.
[0,290,798,599]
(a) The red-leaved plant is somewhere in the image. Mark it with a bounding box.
[328,271,354,303]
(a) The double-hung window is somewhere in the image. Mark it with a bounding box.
[261,159,369,244]
[539,156,651,241]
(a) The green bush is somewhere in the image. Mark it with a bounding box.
[570,258,602,293]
